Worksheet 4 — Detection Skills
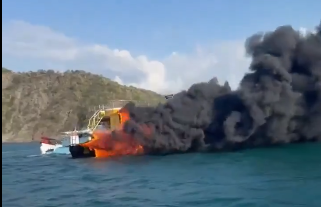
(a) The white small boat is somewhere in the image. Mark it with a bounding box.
[40,137,64,154]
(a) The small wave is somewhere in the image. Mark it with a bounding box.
[26,154,42,158]
[2,151,15,154]
[2,149,33,154]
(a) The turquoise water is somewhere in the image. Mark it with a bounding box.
[2,142,321,207]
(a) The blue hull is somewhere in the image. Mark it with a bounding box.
[53,146,70,154]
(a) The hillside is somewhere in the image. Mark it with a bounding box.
[2,68,165,142]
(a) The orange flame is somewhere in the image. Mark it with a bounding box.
[118,108,130,127]
[80,108,152,158]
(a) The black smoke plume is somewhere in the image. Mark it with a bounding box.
[122,21,321,154]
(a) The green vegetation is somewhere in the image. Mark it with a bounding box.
[2,68,165,142]
[2,67,12,73]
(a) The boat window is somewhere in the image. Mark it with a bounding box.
[97,118,111,130]
[106,118,111,129]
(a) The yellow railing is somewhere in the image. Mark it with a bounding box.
[87,110,105,131]
[86,100,152,131]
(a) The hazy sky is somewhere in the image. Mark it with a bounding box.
[2,0,320,93]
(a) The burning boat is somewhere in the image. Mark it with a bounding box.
[69,100,135,158]
[68,98,162,159]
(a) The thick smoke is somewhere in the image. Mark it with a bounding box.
[122,21,321,154]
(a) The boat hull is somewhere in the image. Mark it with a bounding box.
[40,143,70,155]
[40,143,61,154]
[53,146,70,154]
[69,145,95,159]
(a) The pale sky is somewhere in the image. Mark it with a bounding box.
[2,0,320,94]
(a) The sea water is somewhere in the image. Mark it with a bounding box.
[2,142,321,207]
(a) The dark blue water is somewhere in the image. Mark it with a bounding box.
[2,143,321,207]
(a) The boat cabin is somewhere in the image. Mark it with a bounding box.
[87,100,132,131]
[164,94,174,99]
[60,130,92,146]
[97,109,126,130]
